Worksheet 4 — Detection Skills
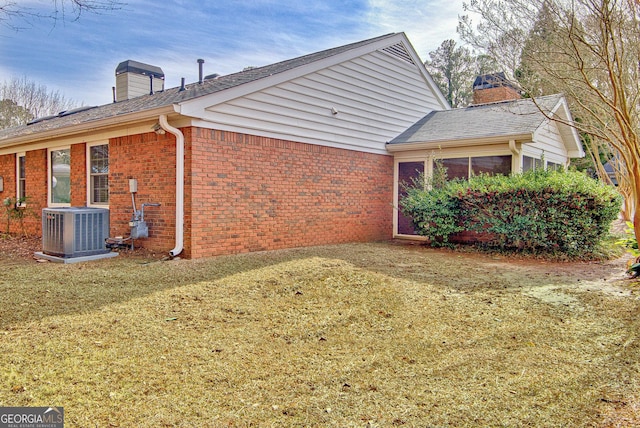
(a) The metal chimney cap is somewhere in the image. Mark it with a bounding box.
[116,60,164,78]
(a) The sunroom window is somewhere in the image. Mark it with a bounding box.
[397,161,424,235]
[441,155,511,180]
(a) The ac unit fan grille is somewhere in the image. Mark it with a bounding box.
[42,207,110,257]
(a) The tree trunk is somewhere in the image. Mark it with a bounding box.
[633,171,640,245]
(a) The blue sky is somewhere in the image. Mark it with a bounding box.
[0,0,465,107]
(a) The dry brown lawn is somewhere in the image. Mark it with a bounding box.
[0,239,639,427]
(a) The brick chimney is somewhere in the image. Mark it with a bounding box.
[472,72,521,104]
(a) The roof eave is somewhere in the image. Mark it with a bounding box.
[386,133,534,153]
[0,105,177,149]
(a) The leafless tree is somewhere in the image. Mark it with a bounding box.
[0,76,77,129]
[459,0,640,237]
[0,0,123,28]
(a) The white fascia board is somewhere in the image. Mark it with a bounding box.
[385,133,534,153]
[555,99,585,158]
[177,33,436,117]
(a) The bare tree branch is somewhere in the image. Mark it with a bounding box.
[0,0,124,28]
[459,0,640,237]
[0,76,77,129]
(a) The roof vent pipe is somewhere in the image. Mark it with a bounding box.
[112,86,116,103]
[149,74,154,95]
[197,59,204,84]
[179,77,186,91]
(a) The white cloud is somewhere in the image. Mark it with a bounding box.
[365,0,465,60]
[0,0,469,106]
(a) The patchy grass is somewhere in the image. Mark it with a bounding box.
[0,243,639,427]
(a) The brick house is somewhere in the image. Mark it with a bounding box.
[0,34,583,258]
[0,33,449,258]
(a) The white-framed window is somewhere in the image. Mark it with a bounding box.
[546,161,562,171]
[48,147,71,206]
[523,155,563,172]
[87,143,109,206]
[440,155,512,180]
[394,154,513,238]
[523,155,544,172]
[16,152,26,204]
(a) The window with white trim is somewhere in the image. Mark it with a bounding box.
[441,155,512,180]
[49,148,71,205]
[88,144,109,205]
[524,155,559,172]
[546,161,562,171]
[16,153,26,203]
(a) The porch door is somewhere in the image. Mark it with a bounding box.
[397,162,424,235]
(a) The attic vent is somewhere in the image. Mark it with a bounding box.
[382,43,415,65]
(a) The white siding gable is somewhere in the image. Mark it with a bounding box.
[181,41,446,155]
[527,118,569,164]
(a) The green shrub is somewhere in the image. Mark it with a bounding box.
[400,168,622,257]
[616,221,640,258]
[401,183,463,246]
[400,162,463,247]
[615,221,640,276]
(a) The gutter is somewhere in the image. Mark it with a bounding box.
[385,133,534,153]
[158,114,184,257]
[0,106,175,150]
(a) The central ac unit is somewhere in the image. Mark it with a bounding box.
[42,207,110,258]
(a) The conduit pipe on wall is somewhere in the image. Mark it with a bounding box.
[159,114,184,257]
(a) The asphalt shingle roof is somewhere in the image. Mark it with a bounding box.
[389,94,564,145]
[0,33,397,143]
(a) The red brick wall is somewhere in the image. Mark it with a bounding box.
[1,127,394,257]
[473,86,521,104]
[24,149,48,236]
[0,150,47,236]
[187,128,394,258]
[109,131,177,253]
[0,153,17,234]
[70,143,87,206]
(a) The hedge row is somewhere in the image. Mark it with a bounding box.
[400,169,621,257]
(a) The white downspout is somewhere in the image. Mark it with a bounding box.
[159,114,184,257]
[509,139,522,173]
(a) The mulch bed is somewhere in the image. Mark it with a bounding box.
[0,234,164,262]
[0,235,41,259]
